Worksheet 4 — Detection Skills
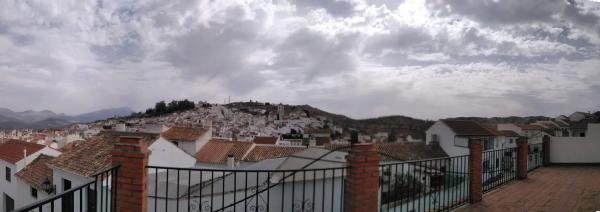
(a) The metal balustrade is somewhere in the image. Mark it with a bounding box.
[379,155,470,212]
[13,165,120,212]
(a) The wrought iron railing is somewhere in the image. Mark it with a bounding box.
[13,165,120,212]
[528,143,543,171]
[482,148,517,193]
[378,155,470,212]
[146,166,347,212]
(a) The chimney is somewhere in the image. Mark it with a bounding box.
[227,154,235,169]
[23,148,28,165]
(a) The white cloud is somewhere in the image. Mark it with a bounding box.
[0,0,599,118]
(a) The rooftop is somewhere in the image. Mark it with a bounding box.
[252,136,277,145]
[442,120,497,136]
[195,139,254,164]
[0,139,46,164]
[15,154,55,191]
[162,126,208,142]
[457,166,600,212]
[49,131,158,177]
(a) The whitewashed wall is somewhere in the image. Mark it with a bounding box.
[549,124,600,163]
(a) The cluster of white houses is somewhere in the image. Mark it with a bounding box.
[1,111,598,211]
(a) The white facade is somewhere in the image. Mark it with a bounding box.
[549,123,600,163]
[148,137,197,168]
[167,128,212,156]
[0,147,60,211]
[425,121,469,157]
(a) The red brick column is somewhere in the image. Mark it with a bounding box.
[112,136,150,212]
[344,143,381,212]
[542,135,551,166]
[468,137,482,203]
[516,137,528,179]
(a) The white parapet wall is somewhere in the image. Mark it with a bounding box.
[549,123,600,164]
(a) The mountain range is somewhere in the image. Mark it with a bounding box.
[0,107,134,130]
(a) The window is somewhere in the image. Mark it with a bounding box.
[483,139,494,151]
[62,179,71,191]
[31,187,37,199]
[580,132,586,137]
[431,134,439,142]
[62,179,73,212]
[509,139,514,144]
[5,167,10,182]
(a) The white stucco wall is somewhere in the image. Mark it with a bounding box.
[426,122,468,157]
[149,138,197,168]
[0,161,17,212]
[49,167,92,212]
[15,179,51,209]
[549,124,600,163]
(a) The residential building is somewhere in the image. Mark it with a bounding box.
[0,140,60,211]
[161,126,212,156]
[426,120,500,157]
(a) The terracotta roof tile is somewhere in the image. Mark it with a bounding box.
[315,137,331,146]
[15,154,55,191]
[243,145,307,162]
[252,136,277,145]
[162,127,208,142]
[49,131,158,177]
[196,139,254,164]
[442,120,496,136]
[518,124,544,130]
[324,142,448,161]
[497,130,520,137]
[0,140,45,164]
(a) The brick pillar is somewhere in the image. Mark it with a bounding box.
[516,137,528,180]
[112,136,150,212]
[344,143,381,212]
[542,135,550,166]
[468,137,483,203]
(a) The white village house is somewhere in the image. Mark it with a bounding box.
[0,140,61,212]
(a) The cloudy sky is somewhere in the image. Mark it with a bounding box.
[1,0,600,119]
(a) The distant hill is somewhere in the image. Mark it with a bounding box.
[71,107,135,123]
[226,102,554,140]
[0,107,134,130]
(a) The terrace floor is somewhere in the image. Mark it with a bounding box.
[457,166,600,212]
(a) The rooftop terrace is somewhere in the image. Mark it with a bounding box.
[458,166,600,212]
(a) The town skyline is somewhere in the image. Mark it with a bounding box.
[1,98,598,121]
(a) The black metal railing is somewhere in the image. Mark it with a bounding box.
[146,166,347,212]
[13,165,120,212]
[378,155,470,212]
[528,143,543,171]
[482,148,517,193]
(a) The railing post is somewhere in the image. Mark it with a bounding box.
[344,143,381,212]
[517,137,528,179]
[542,135,551,166]
[111,136,150,212]
[468,137,482,203]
